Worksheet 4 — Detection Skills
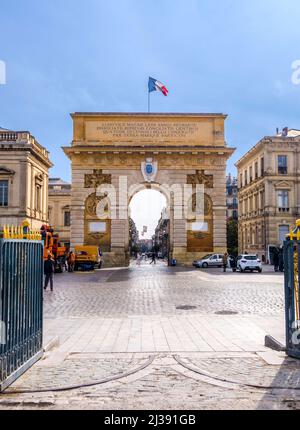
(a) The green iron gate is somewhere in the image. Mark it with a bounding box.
[284,220,300,359]
[0,238,44,391]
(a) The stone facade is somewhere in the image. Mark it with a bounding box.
[63,113,235,267]
[0,127,52,229]
[48,178,71,247]
[236,128,300,263]
[154,209,170,258]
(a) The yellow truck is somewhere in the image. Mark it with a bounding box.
[74,246,103,271]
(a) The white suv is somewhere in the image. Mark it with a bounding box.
[237,255,262,273]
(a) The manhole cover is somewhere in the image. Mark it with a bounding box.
[215,310,238,315]
[176,305,197,311]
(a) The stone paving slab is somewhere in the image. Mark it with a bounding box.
[42,314,278,355]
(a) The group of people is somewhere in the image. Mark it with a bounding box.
[44,250,76,292]
[61,250,76,273]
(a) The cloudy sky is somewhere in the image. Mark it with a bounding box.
[1,0,300,236]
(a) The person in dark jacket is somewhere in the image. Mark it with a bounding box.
[44,255,55,291]
[278,246,284,272]
[150,252,156,265]
[273,247,280,272]
[229,255,237,272]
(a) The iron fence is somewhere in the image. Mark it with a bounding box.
[0,239,44,391]
[284,237,300,358]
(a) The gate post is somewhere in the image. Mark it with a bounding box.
[284,220,300,358]
[0,225,44,391]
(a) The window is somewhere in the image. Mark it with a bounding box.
[279,225,289,243]
[249,166,253,182]
[244,256,258,261]
[244,170,248,186]
[64,211,71,227]
[261,157,264,176]
[255,162,258,179]
[254,194,259,210]
[240,173,243,188]
[278,155,288,175]
[249,196,253,212]
[277,190,289,211]
[0,180,8,207]
[35,185,41,211]
[260,191,265,208]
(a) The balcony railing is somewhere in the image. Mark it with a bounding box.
[0,132,50,160]
[0,132,19,141]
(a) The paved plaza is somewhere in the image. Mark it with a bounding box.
[2,262,300,410]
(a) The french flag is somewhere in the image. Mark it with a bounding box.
[148,77,169,97]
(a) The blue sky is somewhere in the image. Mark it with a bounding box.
[1,0,300,181]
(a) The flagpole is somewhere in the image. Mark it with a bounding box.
[148,91,150,113]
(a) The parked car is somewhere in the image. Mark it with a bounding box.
[193,254,224,268]
[236,254,262,273]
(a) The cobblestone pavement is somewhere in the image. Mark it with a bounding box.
[1,353,300,410]
[44,263,284,318]
[0,262,293,410]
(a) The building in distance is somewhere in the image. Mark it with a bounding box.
[0,127,52,228]
[236,127,300,263]
[48,178,71,248]
[226,174,238,220]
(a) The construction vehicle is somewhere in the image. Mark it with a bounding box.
[2,221,67,273]
[40,225,67,273]
[74,246,103,271]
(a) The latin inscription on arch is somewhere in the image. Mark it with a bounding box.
[85,120,216,144]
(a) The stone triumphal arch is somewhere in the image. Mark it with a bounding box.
[63,113,235,267]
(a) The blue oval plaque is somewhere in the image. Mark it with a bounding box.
[146,164,153,175]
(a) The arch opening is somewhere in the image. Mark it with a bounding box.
[129,188,169,261]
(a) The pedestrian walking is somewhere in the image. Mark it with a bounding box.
[150,252,156,265]
[67,251,76,272]
[63,249,69,271]
[44,254,55,292]
[229,255,237,272]
[278,246,284,272]
[222,253,229,273]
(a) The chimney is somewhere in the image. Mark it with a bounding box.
[276,128,279,135]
